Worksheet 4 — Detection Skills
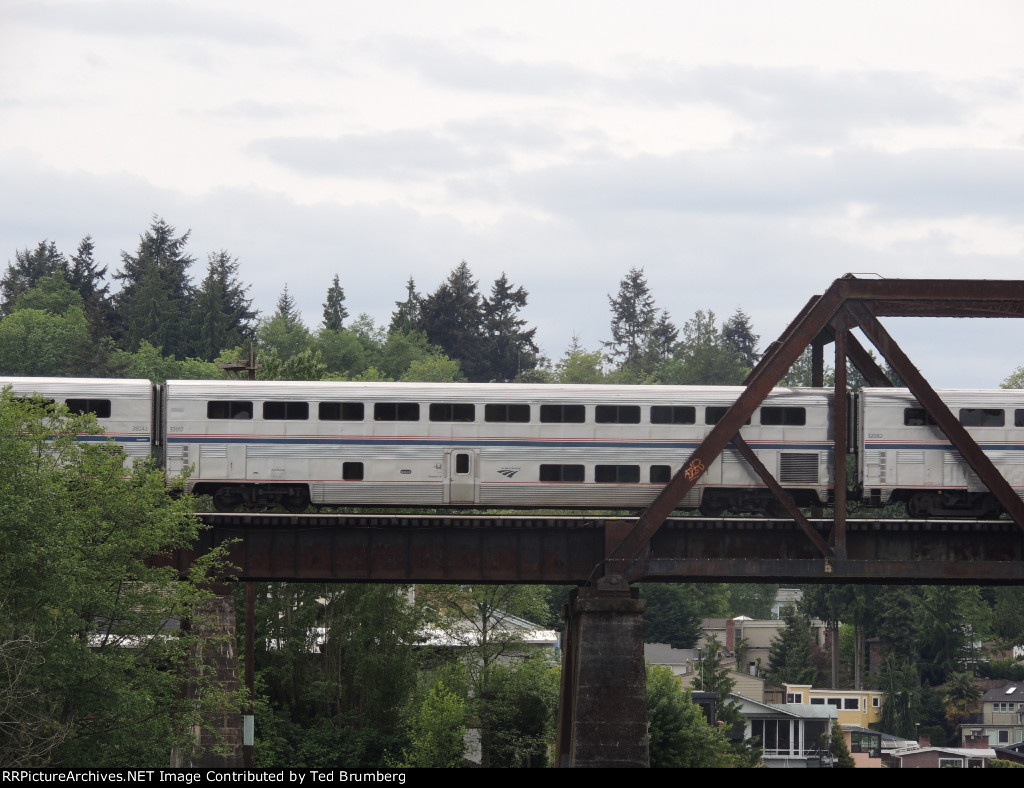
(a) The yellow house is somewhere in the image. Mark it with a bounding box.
[784,684,884,727]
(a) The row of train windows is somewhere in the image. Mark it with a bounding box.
[904,408,1024,428]
[338,462,674,483]
[13,397,114,418]
[205,400,808,426]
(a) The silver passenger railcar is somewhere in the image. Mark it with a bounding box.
[0,376,155,465]
[857,387,1024,517]
[163,380,834,513]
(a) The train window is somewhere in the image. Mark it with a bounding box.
[207,401,252,420]
[484,403,530,423]
[651,406,696,425]
[595,405,641,424]
[959,408,1004,427]
[1016,410,1024,427]
[342,462,364,480]
[319,402,364,421]
[374,403,420,421]
[430,403,475,422]
[540,404,585,423]
[904,408,937,426]
[539,464,585,482]
[455,453,470,474]
[263,401,309,420]
[760,407,806,426]
[705,406,750,425]
[66,398,112,418]
[650,465,671,484]
[595,465,640,483]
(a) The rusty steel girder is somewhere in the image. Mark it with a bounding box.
[605,276,1024,584]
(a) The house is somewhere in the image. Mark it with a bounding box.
[891,745,996,768]
[959,683,1024,748]
[841,725,919,768]
[699,615,827,677]
[731,694,837,768]
[783,683,885,727]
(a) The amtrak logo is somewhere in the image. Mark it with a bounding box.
[497,467,521,478]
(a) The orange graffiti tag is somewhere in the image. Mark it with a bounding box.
[684,459,706,481]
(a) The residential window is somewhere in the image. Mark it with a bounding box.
[810,698,826,705]
[844,698,859,710]
[761,406,806,426]
[651,405,696,425]
[263,401,309,420]
[539,464,585,483]
[374,402,420,421]
[484,403,530,423]
[938,759,962,768]
[429,403,475,422]
[319,402,364,421]
[66,398,112,418]
[207,401,252,420]
[595,405,640,424]
[540,404,585,423]
[595,465,640,483]
[872,697,880,708]
[786,693,802,704]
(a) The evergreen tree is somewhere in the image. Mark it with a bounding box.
[604,267,657,375]
[113,216,196,357]
[388,277,420,335]
[66,235,113,334]
[481,273,539,382]
[766,605,820,686]
[417,262,489,382]
[1,240,67,315]
[189,251,256,361]
[640,584,729,649]
[649,309,679,363]
[322,274,348,332]
[722,307,760,368]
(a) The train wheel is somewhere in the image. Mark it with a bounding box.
[699,497,726,517]
[907,492,932,519]
[213,487,242,513]
[282,489,310,513]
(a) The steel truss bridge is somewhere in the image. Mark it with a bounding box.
[174,276,1024,768]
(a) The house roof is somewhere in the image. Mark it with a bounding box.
[644,643,699,664]
[896,747,997,760]
[980,683,1024,702]
[730,693,837,720]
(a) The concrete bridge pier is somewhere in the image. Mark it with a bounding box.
[556,586,649,767]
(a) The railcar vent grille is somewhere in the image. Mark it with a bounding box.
[779,453,819,485]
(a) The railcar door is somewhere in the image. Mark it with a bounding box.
[445,449,478,504]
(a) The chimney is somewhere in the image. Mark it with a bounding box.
[917,734,931,748]
[963,734,989,750]
[726,618,735,652]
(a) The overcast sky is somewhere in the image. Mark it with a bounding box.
[3,0,1024,387]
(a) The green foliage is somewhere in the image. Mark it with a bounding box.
[189,251,256,361]
[252,583,424,768]
[553,335,606,383]
[831,719,855,767]
[403,682,467,768]
[726,584,778,619]
[0,391,237,766]
[645,664,742,768]
[604,267,659,375]
[481,273,540,382]
[481,657,558,767]
[112,340,223,383]
[877,654,918,739]
[0,306,92,376]
[640,583,728,648]
[656,309,747,385]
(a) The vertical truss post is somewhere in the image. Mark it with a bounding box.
[832,314,848,562]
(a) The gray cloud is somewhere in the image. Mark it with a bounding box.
[5,1,302,47]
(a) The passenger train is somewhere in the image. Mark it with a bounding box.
[1,376,1021,518]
